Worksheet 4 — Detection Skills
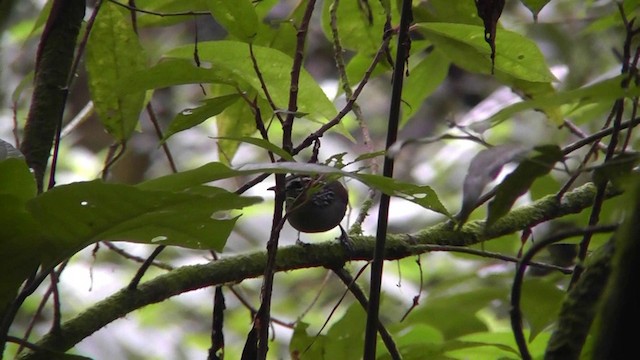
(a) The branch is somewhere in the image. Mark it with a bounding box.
[18,182,612,359]
[19,0,85,192]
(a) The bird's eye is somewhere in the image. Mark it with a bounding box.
[286,178,305,190]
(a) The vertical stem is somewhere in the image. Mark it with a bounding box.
[363,1,412,358]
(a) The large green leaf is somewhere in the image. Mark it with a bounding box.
[140,161,451,217]
[404,287,506,340]
[27,181,262,265]
[0,157,36,203]
[120,58,237,94]
[206,0,258,42]
[325,302,366,359]
[162,94,241,143]
[417,23,556,83]
[0,159,42,310]
[401,50,450,125]
[417,23,563,126]
[165,41,338,122]
[86,1,147,141]
[478,74,640,130]
[214,96,259,164]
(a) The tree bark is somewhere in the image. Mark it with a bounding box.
[20,0,85,192]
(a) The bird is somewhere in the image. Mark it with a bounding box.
[276,174,352,250]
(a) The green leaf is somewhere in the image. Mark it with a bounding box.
[405,287,506,340]
[121,58,236,95]
[165,41,338,122]
[0,193,44,311]
[321,0,385,54]
[206,0,258,42]
[27,181,262,264]
[289,322,326,359]
[476,74,640,130]
[416,23,563,126]
[487,145,563,227]
[445,331,551,359]
[133,0,209,28]
[86,1,147,141]
[162,94,241,142]
[214,96,259,164]
[0,158,36,203]
[417,22,556,83]
[325,303,366,359]
[213,136,295,162]
[520,278,565,341]
[401,50,450,125]
[381,323,444,359]
[139,161,451,216]
[520,0,552,21]
[357,174,451,217]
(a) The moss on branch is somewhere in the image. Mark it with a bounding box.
[20,182,612,358]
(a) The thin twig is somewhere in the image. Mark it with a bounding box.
[282,0,317,153]
[249,44,285,124]
[146,103,178,173]
[107,0,209,17]
[103,241,174,271]
[400,256,424,321]
[293,35,393,155]
[128,245,166,290]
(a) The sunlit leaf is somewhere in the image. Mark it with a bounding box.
[417,23,556,83]
[121,58,236,94]
[401,50,450,125]
[162,94,241,142]
[165,41,337,122]
[213,136,295,162]
[206,0,258,42]
[214,96,259,164]
[86,1,146,141]
[321,0,384,54]
[476,74,640,130]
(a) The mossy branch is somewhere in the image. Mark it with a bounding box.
[19,182,612,359]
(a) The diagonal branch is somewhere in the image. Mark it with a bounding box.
[15,182,615,359]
